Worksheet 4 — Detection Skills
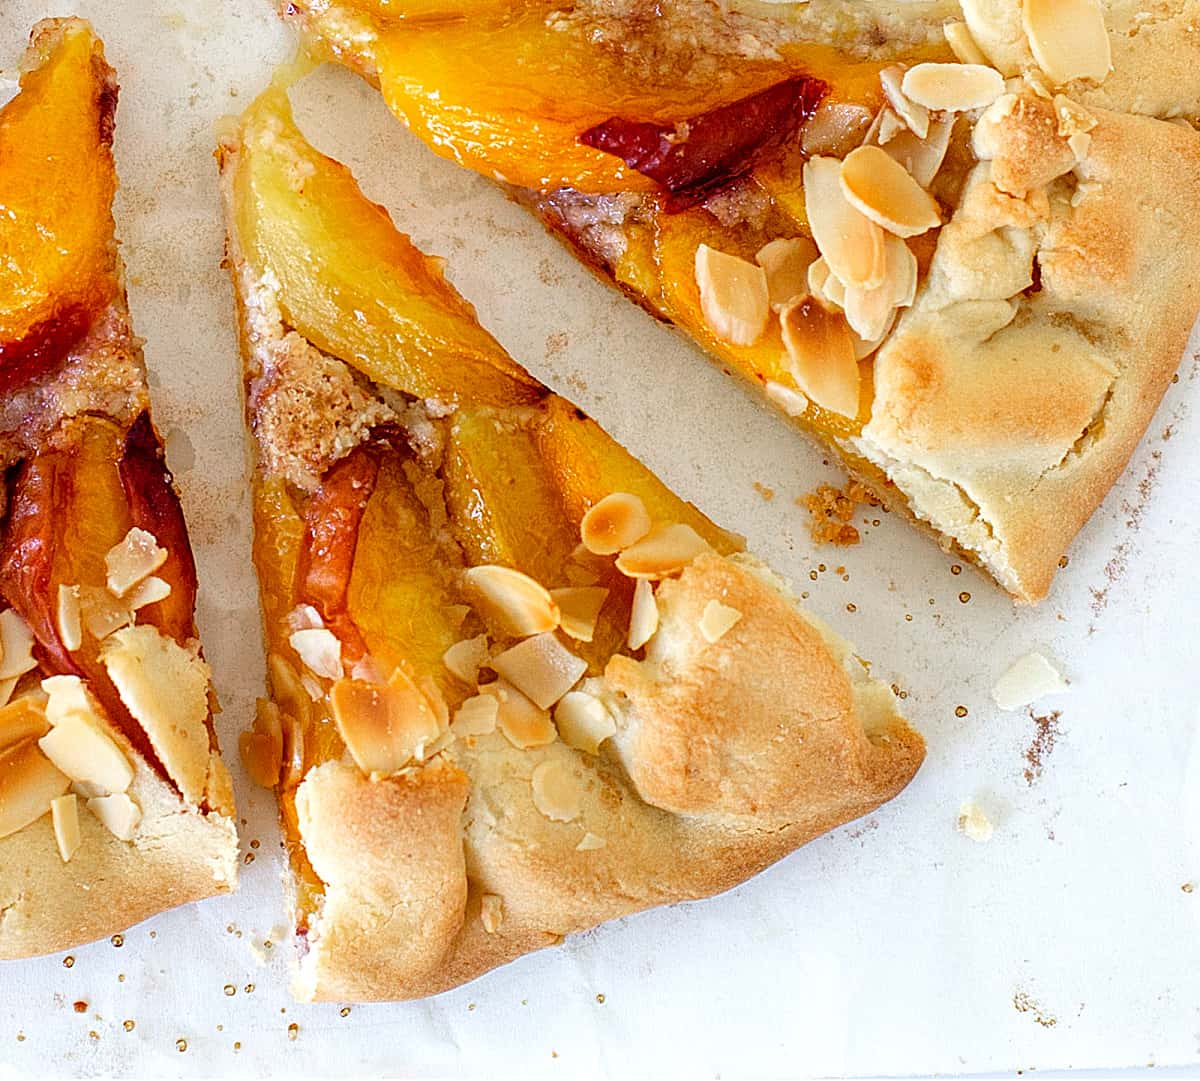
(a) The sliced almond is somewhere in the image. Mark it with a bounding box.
[0,609,37,681]
[550,587,609,643]
[492,633,587,710]
[104,527,168,597]
[580,492,652,556]
[79,586,133,641]
[330,670,443,776]
[843,234,918,341]
[576,832,607,851]
[627,577,659,650]
[554,691,616,755]
[764,380,810,417]
[877,107,907,145]
[288,627,343,681]
[0,738,70,840]
[755,237,818,310]
[852,309,899,360]
[803,156,886,290]
[944,21,990,66]
[480,679,557,749]
[901,63,1005,112]
[462,565,560,637]
[268,653,313,732]
[451,693,499,737]
[694,244,770,346]
[41,674,94,727]
[442,634,492,686]
[240,697,284,788]
[0,696,49,752]
[880,114,956,189]
[530,760,582,822]
[100,625,212,805]
[38,715,134,796]
[57,585,82,653]
[50,793,81,862]
[840,145,941,238]
[615,524,711,579]
[1023,0,1111,85]
[0,677,17,710]
[698,599,743,644]
[808,256,845,312]
[87,792,142,842]
[780,298,862,419]
[801,101,875,157]
[480,893,504,934]
[128,576,171,611]
[1067,130,1091,160]
[279,707,306,790]
[880,66,930,139]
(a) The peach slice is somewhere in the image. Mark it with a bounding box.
[230,86,541,408]
[0,21,117,392]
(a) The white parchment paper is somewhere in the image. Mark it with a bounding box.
[1,2,1198,1077]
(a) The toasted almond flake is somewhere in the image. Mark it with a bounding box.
[801,101,875,157]
[492,633,587,710]
[0,696,49,752]
[550,587,609,643]
[1054,95,1098,138]
[554,691,616,755]
[0,609,37,681]
[530,760,582,822]
[39,717,133,797]
[991,652,1068,710]
[286,604,325,633]
[104,527,168,597]
[1067,130,1091,160]
[279,707,306,790]
[87,792,142,842]
[807,256,845,311]
[840,145,941,239]
[462,565,560,637]
[877,107,907,145]
[842,234,918,341]
[616,524,711,580]
[698,600,743,643]
[451,693,499,737]
[944,20,990,66]
[879,114,956,189]
[851,309,899,360]
[79,586,133,641]
[1022,0,1111,85]
[57,586,82,653]
[240,698,283,788]
[956,800,994,843]
[880,66,930,139]
[41,675,92,727]
[480,679,557,749]
[331,670,443,776]
[0,738,70,840]
[480,894,504,934]
[128,576,171,611]
[50,794,81,862]
[694,244,770,346]
[268,654,313,731]
[755,237,818,310]
[627,577,659,650]
[0,677,17,710]
[901,63,1005,112]
[580,492,652,556]
[302,673,325,701]
[764,380,810,417]
[443,634,491,686]
[576,832,607,851]
[100,625,212,805]
[780,298,862,419]
[288,628,343,681]
[803,156,886,290]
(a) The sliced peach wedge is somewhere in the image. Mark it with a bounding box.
[222,80,923,1001]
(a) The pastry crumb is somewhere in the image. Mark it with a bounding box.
[956,800,994,843]
[752,481,775,501]
[800,480,878,546]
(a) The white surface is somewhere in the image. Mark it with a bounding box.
[1,2,1199,1077]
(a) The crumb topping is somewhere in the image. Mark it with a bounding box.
[801,479,879,546]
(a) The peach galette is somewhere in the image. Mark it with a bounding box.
[287,0,1200,602]
[0,19,237,959]
[220,83,924,1002]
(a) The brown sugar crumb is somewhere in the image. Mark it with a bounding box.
[752,481,775,501]
[800,480,878,547]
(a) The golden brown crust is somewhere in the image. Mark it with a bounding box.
[289,555,922,1002]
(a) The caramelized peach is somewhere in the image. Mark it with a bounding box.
[231,86,541,408]
[0,21,117,391]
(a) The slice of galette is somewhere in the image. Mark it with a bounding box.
[285,0,1200,602]
[219,83,925,1003]
[0,19,238,959]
